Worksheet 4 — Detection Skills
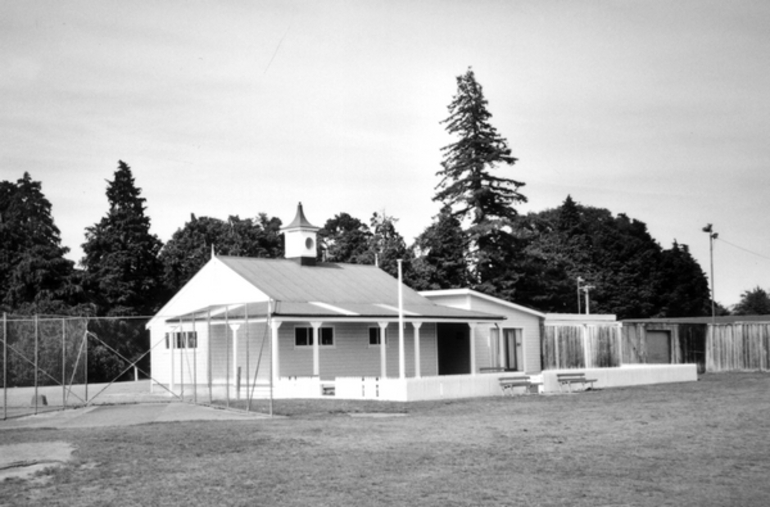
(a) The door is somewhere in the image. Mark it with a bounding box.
[646,330,671,364]
[502,328,523,371]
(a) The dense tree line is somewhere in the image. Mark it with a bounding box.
[2,69,753,331]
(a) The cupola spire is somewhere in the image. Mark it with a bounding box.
[281,202,320,265]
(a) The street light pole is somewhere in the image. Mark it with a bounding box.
[582,284,595,315]
[702,224,718,323]
[577,276,584,314]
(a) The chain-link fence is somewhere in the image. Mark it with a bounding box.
[1,314,167,420]
[2,309,277,421]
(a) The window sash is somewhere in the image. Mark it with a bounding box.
[165,331,198,349]
[295,326,334,347]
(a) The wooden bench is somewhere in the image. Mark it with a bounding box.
[321,383,336,396]
[499,376,541,396]
[556,372,597,393]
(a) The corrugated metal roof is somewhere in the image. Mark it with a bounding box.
[166,256,505,323]
[218,256,430,305]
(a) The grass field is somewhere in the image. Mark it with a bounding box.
[1,373,769,506]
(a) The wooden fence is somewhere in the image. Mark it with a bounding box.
[542,325,621,370]
[621,323,706,370]
[707,323,770,372]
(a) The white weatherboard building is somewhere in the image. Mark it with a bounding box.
[148,203,696,401]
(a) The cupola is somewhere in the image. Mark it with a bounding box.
[282,202,320,266]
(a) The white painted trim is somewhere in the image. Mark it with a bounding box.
[545,313,617,323]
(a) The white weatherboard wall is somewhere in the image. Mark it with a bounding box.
[278,322,438,381]
[421,290,545,374]
[150,257,268,387]
[469,298,543,374]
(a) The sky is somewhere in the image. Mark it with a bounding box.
[2,0,769,308]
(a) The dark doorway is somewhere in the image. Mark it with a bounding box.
[437,323,470,375]
[646,330,672,363]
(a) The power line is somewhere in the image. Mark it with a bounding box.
[717,237,770,262]
[263,22,292,75]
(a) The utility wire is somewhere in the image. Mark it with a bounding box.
[263,22,292,75]
[716,237,770,262]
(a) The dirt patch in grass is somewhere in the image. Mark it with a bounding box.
[1,373,769,506]
[0,441,74,482]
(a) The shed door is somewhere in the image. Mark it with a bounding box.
[646,331,671,363]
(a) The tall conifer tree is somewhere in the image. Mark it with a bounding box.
[435,68,526,292]
[81,161,163,316]
[0,173,75,312]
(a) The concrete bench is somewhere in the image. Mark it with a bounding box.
[556,372,597,393]
[499,376,541,396]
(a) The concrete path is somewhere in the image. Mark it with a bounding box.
[0,402,270,430]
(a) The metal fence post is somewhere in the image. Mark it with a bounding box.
[62,319,66,410]
[84,322,89,403]
[3,312,7,421]
[207,309,212,404]
[179,317,184,401]
[225,306,230,409]
[34,315,39,415]
[269,299,273,418]
[193,314,197,405]
[245,305,250,406]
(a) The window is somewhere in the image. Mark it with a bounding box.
[295,326,334,347]
[165,331,198,349]
[369,327,386,346]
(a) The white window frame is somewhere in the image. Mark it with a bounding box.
[368,326,388,348]
[165,331,198,349]
[294,326,335,348]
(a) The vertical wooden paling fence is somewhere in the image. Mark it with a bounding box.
[542,325,621,370]
[707,323,770,372]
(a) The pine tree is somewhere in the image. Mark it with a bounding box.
[435,68,526,286]
[0,173,75,313]
[410,206,470,290]
[81,161,164,316]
